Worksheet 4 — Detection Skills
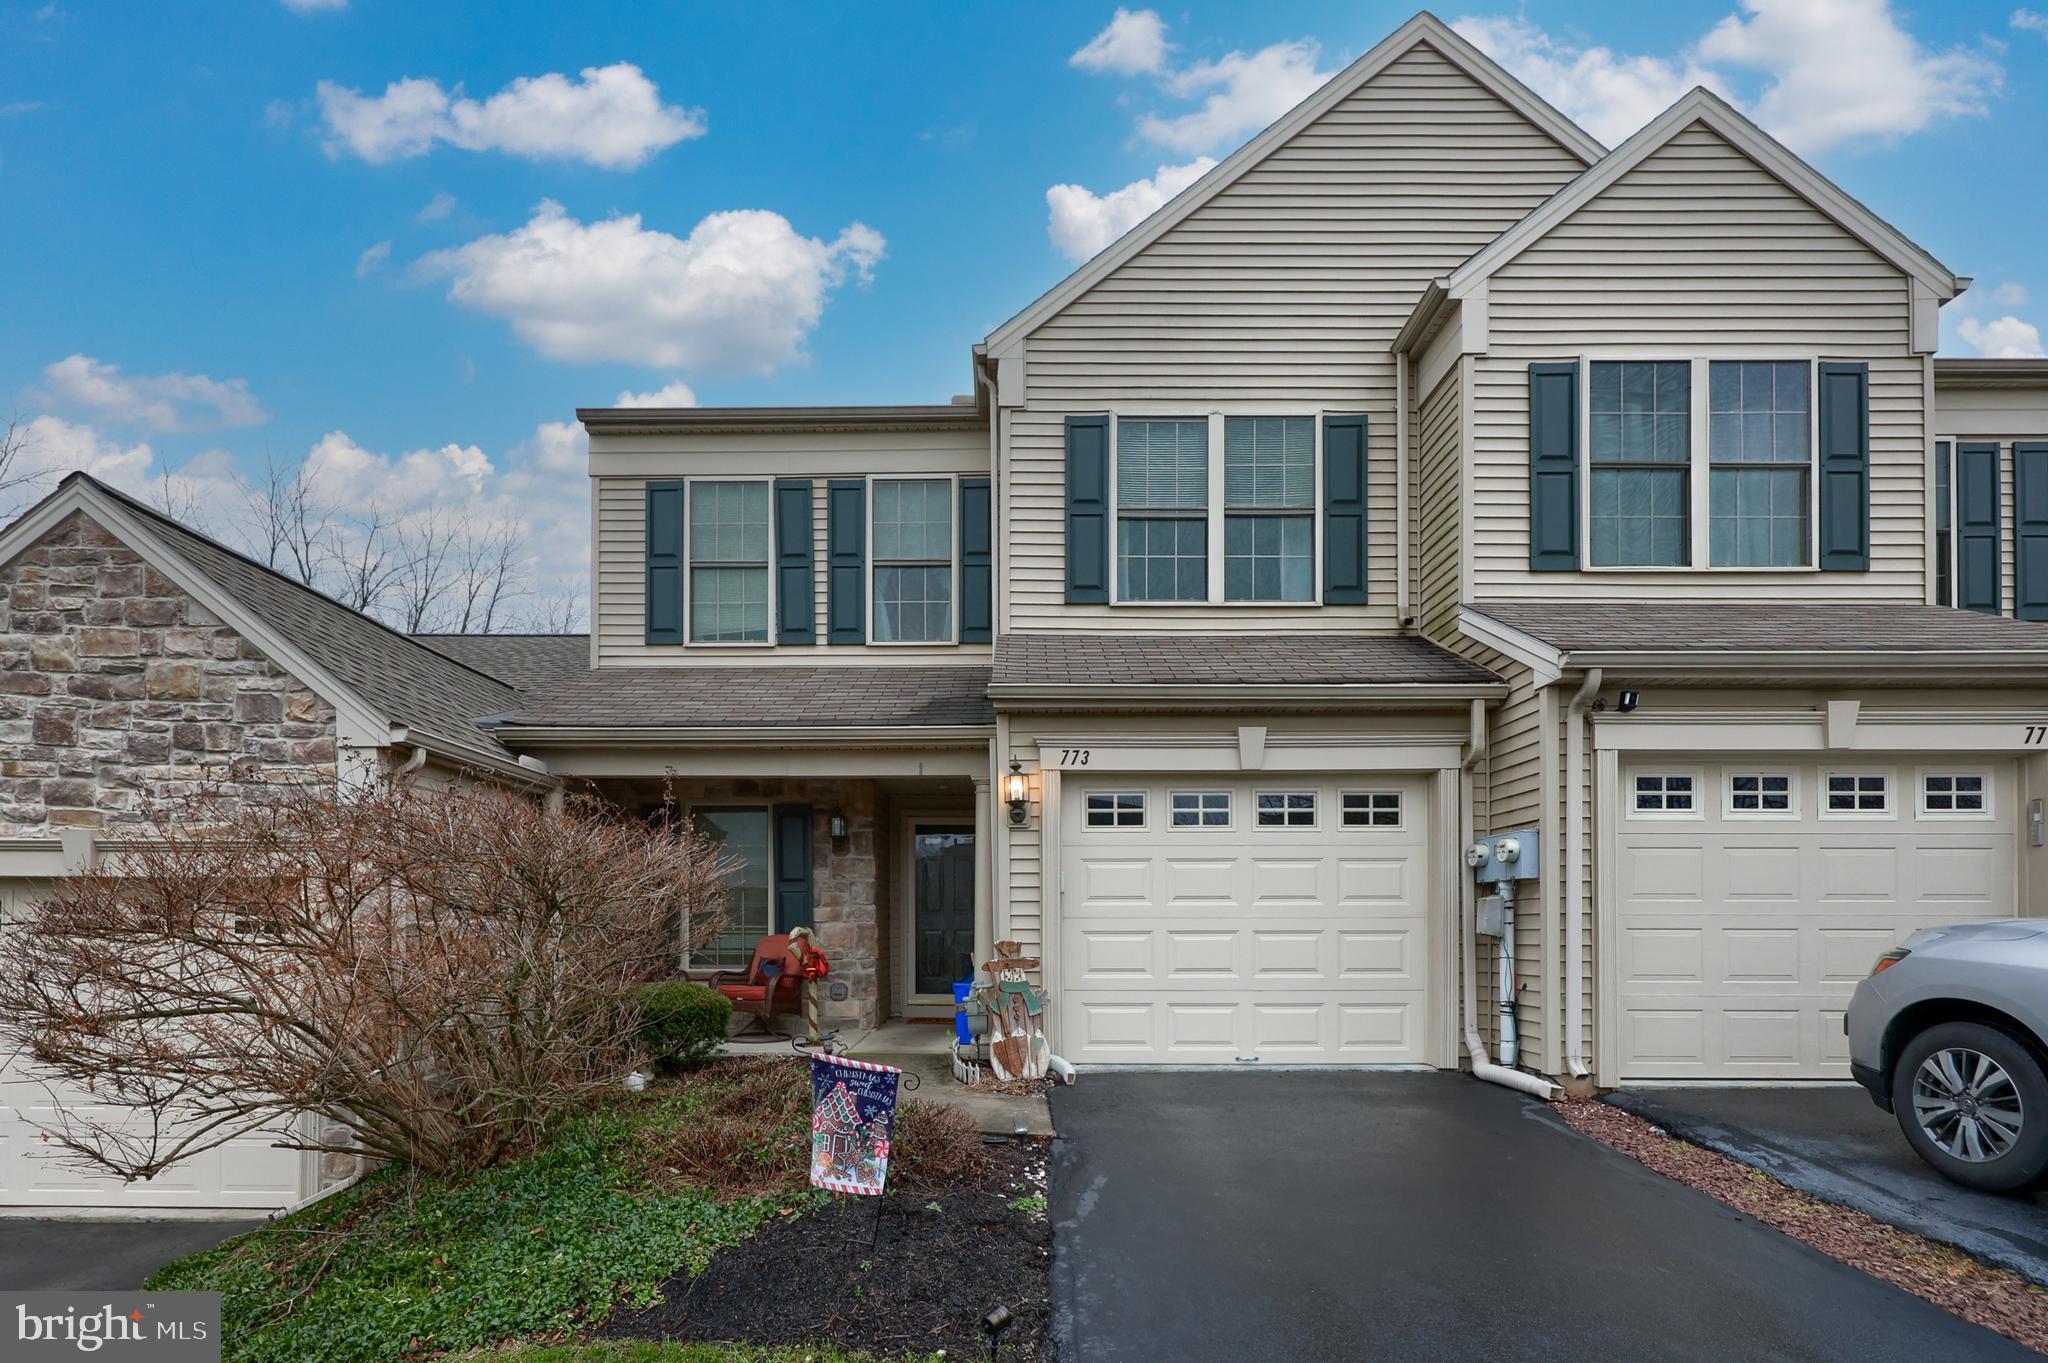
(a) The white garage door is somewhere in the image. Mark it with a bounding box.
[1059,777,1431,1065]
[0,879,307,1212]
[1613,757,2017,1080]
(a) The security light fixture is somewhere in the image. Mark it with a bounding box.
[1616,690,1641,714]
[1006,758,1029,826]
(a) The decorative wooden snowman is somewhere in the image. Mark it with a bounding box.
[979,939,1049,1081]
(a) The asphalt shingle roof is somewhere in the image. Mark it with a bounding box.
[502,665,996,729]
[990,633,1499,688]
[410,634,590,697]
[1470,601,2048,654]
[81,476,524,763]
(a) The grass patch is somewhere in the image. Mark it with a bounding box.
[467,1344,942,1363]
[146,1060,984,1363]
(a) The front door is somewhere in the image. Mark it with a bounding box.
[912,825,977,998]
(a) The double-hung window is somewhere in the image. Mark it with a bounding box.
[1116,419,1209,602]
[689,481,771,643]
[873,478,954,642]
[1709,361,1811,567]
[692,807,771,968]
[1589,362,1691,566]
[1224,417,1315,601]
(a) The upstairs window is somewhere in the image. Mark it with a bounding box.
[1224,417,1314,601]
[1117,419,1209,602]
[873,478,953,642]
[689,481,771,643]
[1589,362,1690,567]
[1709,361,1811,567]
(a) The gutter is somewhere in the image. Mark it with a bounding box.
[576,404,987,434]
[486,723,996,748]
[1459,696,1559,1101]
[1563,668,1602,1083]
[986,681,1508,709]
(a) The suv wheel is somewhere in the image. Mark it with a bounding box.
[1892,1021,2048,1194]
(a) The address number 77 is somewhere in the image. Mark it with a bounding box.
[1057,748,1092,767]
[2026,726,2048,746]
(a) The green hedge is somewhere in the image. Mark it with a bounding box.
[636,981,731,1071]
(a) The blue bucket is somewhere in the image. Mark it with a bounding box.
[952,980,974,1046]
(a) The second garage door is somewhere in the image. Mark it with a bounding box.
[1058,777,1431,1066]
[1613,757,2017,1080]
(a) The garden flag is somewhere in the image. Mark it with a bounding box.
[809,1053,902,1195]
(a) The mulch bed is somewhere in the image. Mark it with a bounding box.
[600,1136,1052,1360]
[1560,1097,2048,1356]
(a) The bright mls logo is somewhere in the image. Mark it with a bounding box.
[6,1293,220,1361]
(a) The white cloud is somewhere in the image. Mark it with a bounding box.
[40,355,267,434]
[417,191,457,223]
[1137,39,1333,153]
[1046,157,1217,262]
[1071,9,1171,76]
[316,63,703,169]
[1455,2,2001,155]
[2014,9,2048,36]
[1452,16,1725,148]
[1957,314,2046,358]
[1992,281,2030,307]
[416,200,885,374]
[7,416,156,491]
[613,380,699,408]
[526,420,589,475]
[281,0,346,12]
[355,239,391,277]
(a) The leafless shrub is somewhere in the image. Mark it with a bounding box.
[0,781,732,1179]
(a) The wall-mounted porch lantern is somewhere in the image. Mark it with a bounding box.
[827,812,850,842]
[1006,758,1029,826]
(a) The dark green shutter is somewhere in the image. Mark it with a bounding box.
[774,479,815,645]
[960,476,993,642]
[1817,362,1870,571]
[1934,441,1953,607]
[1528,363,1580,571]
[1065,415,1109,603]
[1322,413,1368,604]
[644,480,684,644]
[1957,441,2002,615]
[2016,443,2048,620]
[772,804,813,932]
[826,479,866,644]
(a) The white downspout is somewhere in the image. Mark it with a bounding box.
[1461,697,1559,1101]
[1563,667,1602,1082]
[1395,349,1411,626]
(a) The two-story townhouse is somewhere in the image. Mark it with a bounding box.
[8,11,2048,1217]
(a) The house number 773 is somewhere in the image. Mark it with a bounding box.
[1057,749,1092,767]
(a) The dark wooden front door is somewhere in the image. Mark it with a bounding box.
[912,825,976,997]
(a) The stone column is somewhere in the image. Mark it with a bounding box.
[972,775,993,973]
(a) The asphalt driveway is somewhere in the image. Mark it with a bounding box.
[1608,1085,2048,1285]
[1050,1072,2037,1363]
[0,1218,258,1291]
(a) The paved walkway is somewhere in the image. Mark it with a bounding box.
[1609,1084,2048,1284]
[1050,1072,2036,1363]
[0,1218,258,1291]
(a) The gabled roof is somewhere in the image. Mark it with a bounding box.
[494,665,995,731]
[1442,87,1962,300]
[982,11,1606,357]
[0,474,534,774]
[411,633,591,696]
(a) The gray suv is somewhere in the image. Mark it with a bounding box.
[1847,918,2048,1193]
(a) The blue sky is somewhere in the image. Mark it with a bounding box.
[1,1,2042,627]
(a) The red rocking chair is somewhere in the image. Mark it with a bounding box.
[705,934,803,1037]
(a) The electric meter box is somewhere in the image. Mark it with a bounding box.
[1466,829,1541,885]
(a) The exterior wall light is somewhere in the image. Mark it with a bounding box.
[827,813,850,841]
[1005,758,1029,826]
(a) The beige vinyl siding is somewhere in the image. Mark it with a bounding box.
[1004,41,1588,633]
[1417,368,1463,636]
[1933,380,2048,617]
[1471,122,1926,602]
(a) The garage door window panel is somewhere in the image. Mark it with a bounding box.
[1170,791,1231,828]
[1340,791,1402,828]
[1085,792,1147,828]
[1256,791,1317,828]
[1919,771,1992,819]
[1726,770,1797,818]
[1821,771,1893,819]
[1629,772,1700,819]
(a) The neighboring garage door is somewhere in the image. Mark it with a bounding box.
[1059,777,1430,1066]
[1613,757,2017,1080]
[0,878,307,1212]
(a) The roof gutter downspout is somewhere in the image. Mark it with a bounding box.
[1564,667,1602,1082]
[1460,698,1559,1101]
[1395,349,1411,626]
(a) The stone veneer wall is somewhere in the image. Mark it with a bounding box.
[604,776,883,1029]
[0,512,338,834]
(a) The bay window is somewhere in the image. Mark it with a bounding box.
[873,478,953,642]
[689,480,771,642]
